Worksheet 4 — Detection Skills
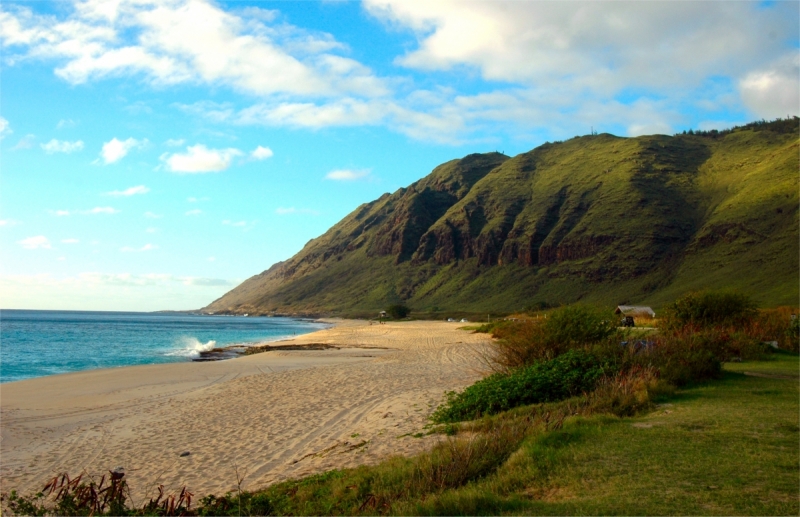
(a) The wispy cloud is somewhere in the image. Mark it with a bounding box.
[0,116,11,140]
[325,168,371,181]
[56,118,77,129]
[165,138,185,147]
[12,134,36,150]
[41,139,84,154]
[100,137,147,164]
[161,144,243,173]
[222,219,257,231]
[0,219,21,227]
[51,207,120,216]
[85,206,120,215]
[105,185,150,197]
[61,238,79,244]
[144,211,163,219]
[275,207,319,215]
[185,209,202,216]
[120,243,158,252]
[19,236,51,249]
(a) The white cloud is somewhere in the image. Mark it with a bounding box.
[185,209,202,216]
[627,123,673,137]
[41,139,84,153]
[0,116,11,139]
[85,206,119,214]
[0,272,237,311]
[120,243,158,252]
[250,145,273,160]
[52,207,118,216]
[275,207,319,215]
[61,238,79,244]
[739,53,800,119]
[0,219,20,227]
[207,256,216,262]
[165,138,185,147]
[161,144,243,173]
[144,211,162,218]
[145,227,158,233]
[238,98,387,129]
[57,118,77,129]
[106,185,150,196]
[365,1,797,90]
[221,219,256,231]
[100,137,146,164]
[325,168,371,181]
[19,235,51,249]
[0,0,387,98]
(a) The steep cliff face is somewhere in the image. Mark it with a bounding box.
[204,119,799,315]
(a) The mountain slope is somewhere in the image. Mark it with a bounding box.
[205,119,799,315]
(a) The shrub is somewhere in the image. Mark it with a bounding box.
[641,328,725,386]
[431,350,613,423]
[492,305,617,369]
[385,304,410,319]
[663,291,757,329]
[744,307,799,352]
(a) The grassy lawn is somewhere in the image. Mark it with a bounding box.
[403,354,799,515]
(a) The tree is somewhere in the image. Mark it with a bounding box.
[386,304,411,319]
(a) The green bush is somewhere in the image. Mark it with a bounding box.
[493,305,618,369]
[543,305,616,345]
[385,304,411,319]
[663,291,757,329]
[431,350,613,423]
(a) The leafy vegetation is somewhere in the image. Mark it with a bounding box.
[431,350,612,423]
[385,304,411,319]
[663,290,758,329]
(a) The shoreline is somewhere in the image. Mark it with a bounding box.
[0,314,332,385]
[0,319,493,500]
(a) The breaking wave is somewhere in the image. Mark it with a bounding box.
[166,337,217,358]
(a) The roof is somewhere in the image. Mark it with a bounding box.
[615,305,656,317]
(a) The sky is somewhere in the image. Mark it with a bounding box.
[1,0,798,311]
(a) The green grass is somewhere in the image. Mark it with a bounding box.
[723,350,799,378]
[220,354,799,516]
[402,355,800,515]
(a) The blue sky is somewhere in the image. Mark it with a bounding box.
[1,0,798,311]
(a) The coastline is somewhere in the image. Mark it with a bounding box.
[0,311,330,384]
[0,319,493,500]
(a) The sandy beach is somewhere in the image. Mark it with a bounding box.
[0,319,493,500]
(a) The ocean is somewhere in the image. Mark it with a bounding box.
[0,310,328,383]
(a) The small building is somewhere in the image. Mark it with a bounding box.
[614,305,655,318]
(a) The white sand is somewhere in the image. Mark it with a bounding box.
[0,319,492,500]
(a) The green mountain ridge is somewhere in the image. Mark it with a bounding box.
[204,119,799,316]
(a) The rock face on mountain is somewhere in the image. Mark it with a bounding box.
[204,119,799,315]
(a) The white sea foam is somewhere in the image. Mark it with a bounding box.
[167,337,217,358]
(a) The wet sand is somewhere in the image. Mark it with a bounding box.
[0,319,493,500]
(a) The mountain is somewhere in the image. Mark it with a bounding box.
[204,118,799,316]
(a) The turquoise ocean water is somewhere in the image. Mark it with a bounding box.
[0,310,328,383]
